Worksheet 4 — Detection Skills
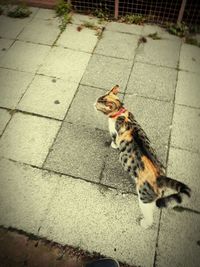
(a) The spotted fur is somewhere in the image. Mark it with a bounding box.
[95,85,191,228]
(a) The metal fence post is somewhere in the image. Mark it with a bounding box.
[114,0,119,19]
[177,0,187,24]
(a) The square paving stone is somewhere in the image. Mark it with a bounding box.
[156,209,200,267]
[0,38,14,58]
[34,8,57,20]
[18,75,78,120]
[176,71,200,108]
[136,38,181,68]
[0,108,11,136]
[44,123,109,182]
[0,41,51,73]
[124,95,173,165]
[81,54,132,92]
[40,174,159,267]
[171,104,200,153]
[65,85,114,130]
[56,24,98,53]
[0,112,61,166]
[101,149,136,194]
[179,43,200,73]
[39,46,91,82]
[94,30,138,59]
[142,24,180,41]
[167,147,200,211]
[18,18,60,45]
[0,15,30,39]
[0,158,58,233]
[0,68,34,109]
[106,21,143,35]
[127,62,177,101]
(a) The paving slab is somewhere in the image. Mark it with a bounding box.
[39,174,159,267]
[0,38,14,58]
[65,84,110,130]
[0,108,11,136]
[56,24,98,53]
[0,40,51,73]
[18,18,60,45]
[0,7,38,37]
[38,46,91,82]
[94,30,138,59]
[171,104,200,153]
[127,62,177,101]
[0,158,58,234]
[106,21,143,35]
[101,149,135,194]
[176,70,200,108]
[156,209,200,267]
[124,95,172,166]
[136,38,181,68]
[34,8,57,20]
[18,74,78,120]
[44,123,109,183]
[179,43,200,73]
[142,24,180,41]
[81,54,132,92]
[167,147,200,211]
[0,112,61,166]
[0,68,34,109]
[0,15,30,39]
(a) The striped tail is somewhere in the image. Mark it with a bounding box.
[156,176,191,208]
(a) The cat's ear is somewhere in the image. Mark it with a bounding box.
[110,85,120,95]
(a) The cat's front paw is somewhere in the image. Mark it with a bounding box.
[140,218,152,229]
[111,141,118,149]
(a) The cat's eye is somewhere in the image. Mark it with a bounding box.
[98,97,106,104]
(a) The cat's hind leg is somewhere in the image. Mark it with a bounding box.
[138,198,155,229]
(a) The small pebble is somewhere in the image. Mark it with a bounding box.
[54,100,60,104]
[52,78,56,83]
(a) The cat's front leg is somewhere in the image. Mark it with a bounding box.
[108,118,118,149]
[111,133,118,149]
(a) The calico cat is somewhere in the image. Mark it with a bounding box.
[95,85,191,229]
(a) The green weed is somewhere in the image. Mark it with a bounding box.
[185,36,200,47]
[165,22,189,37]
[93,8,109,20]
[82,21,95,29]
[55,0,71,16]
[59,12,72,32]
[120,14,146,25]
[7,4,31,18]
[148,32,162,40]
[55,0,72,32]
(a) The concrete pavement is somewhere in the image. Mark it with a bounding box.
[0,7,200,267]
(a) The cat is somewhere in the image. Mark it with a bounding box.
[95,85,191,229]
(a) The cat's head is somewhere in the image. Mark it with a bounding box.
[95,85,123,115]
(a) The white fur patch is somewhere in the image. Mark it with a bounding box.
[108,118,117,136]
[138,198,155,229]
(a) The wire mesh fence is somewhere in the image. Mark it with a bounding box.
[70,0,114,17]
[118,0,181,24]
[183,0,200,27]
[69,0,199,27]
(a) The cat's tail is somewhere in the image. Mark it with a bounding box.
[155,176,191,208]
